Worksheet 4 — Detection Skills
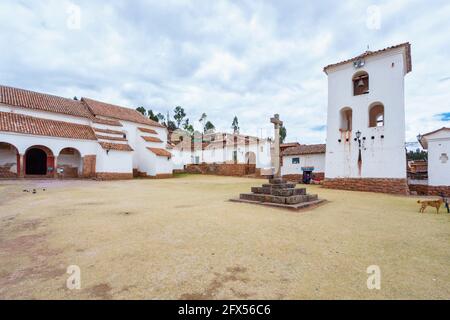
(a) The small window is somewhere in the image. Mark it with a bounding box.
[440,153,448,164]
[292,157,300,164]
[340,107,353,131]
[353,71,369,96]
[232,151,238,162]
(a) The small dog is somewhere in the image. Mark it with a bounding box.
[417,199,444,213]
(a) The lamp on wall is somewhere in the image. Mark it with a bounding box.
[355,130,362,140]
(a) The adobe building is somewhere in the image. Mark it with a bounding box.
[411,127,450,196]
[281,144,326,183]
[0,85,173,180]
[322,43,412,194]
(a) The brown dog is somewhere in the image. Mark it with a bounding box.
[417,199,444,213]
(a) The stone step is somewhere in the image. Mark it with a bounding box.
[271,188,306,197]
[262,183,296,189]
[240,193,319,205]
[269,178,285,184]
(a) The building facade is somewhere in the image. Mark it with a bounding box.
[322,43,412,194]
[281,144,325,183]
[0,85,173,179]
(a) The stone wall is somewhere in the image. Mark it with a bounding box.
[95,172,134,180]
[185,163,256,176]
[283,172,325,183]
[82,155,96,178]
[409,184,450,197]
[323,178,409,195]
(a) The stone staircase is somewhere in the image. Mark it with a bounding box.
[232,177,325,210]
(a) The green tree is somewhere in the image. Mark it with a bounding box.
[173,106,186,128]
[183,118,194,135]
[73,96,78,101]
[279,125,287,144]
[204,121,215,133]
[407,148,427,161]
[167,120,177,131]
[156,113,165,123]
[231,116,239,134]
[136,106,147,116]
[147,109,159,122]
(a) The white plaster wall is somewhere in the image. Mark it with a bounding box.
[281,154,325,175]
[325,48,407,179]
[95,147,133,173]
[0,132,98,156]
[427,134,450,186]
[0,104,91,125]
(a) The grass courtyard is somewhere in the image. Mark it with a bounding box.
[0,174,449,299]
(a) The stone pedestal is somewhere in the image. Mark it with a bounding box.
[231,177,325,211]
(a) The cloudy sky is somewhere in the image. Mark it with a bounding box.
[0,0,449,144]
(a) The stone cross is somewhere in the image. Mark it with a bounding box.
[270,114,283,178]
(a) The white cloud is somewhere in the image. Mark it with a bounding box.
[0,0,449,144]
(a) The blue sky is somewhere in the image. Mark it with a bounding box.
[0,0,449,143]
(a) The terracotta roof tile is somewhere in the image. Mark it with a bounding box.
[0,85,93,119]
[0,111,96,140]
[96,134,128,142]
[147,147,172,157]
[93,128,124,135]
[82,97,164,127]
[138,127,158,134]
[92,117,122,127]
[281,144,326,156]
[323,42,412,74]
[99,142,133,152]
[141,136,163,143]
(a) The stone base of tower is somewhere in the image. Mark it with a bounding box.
[322,178,409,195]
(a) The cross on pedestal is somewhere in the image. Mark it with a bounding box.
[270,114,283,178]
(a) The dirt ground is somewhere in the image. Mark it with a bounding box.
[0,175,449,300]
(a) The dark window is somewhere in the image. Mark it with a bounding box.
[292,157,300,164]
[353,72,369,96]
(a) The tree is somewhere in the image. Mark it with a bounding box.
[167,120,177,131]
[147,109,159,122]
[183,118,194,135]
[136,106,146,116]
[407,148,427,161]
[156,113,165,123]
[204,121,215,133]
[173,106,186,128]
[73,96,78,101]
[279,125,287,144]
[231,116,239,134]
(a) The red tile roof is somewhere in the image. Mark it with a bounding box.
[82,97,164,127]
[147,147,172,157]
[0,111,96,140]
[141,136,163,143]
[93,128,124,135]
[323,42,412,74]
[96,134,127,141]
[138,127,158,134]
[92,117,122,127]
[281,144,326,156]
[0,85,93,119]
[99,142,133,152]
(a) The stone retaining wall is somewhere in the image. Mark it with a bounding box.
[185,163,256,177]
[323,178,409,195]
[409,184,450,197]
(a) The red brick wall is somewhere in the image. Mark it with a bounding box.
[323,178,409,195]
[409,184,450,197]
[283,172,325,183]
[82,155,96,178]
[95,172,133,180]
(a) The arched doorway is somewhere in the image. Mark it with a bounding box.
[25,146,53,176]
[245,151,256,165]
[58,148,82,178]
[0,142,19,178]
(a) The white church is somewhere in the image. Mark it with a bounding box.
[322,42,412,194]
[0,85,173,179]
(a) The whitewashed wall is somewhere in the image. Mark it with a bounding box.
[281,154,325,176]
[0,144,17,173]
[426,131,450,186]
[325,48,408,179]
